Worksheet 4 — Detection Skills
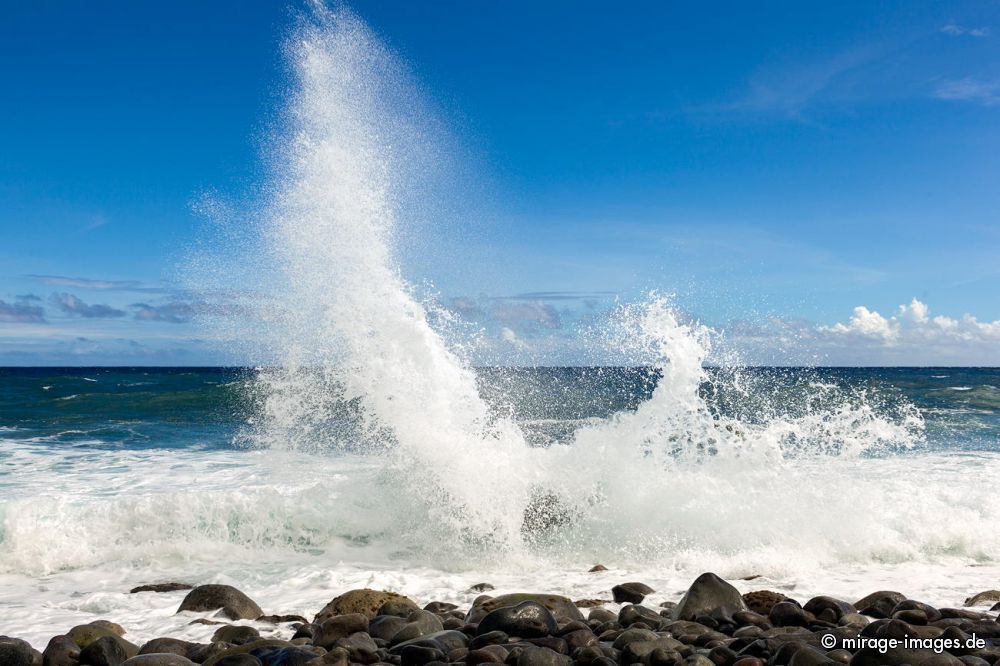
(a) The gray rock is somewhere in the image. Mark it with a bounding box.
[177,585,263,621]
[367,615,408,642]
[123,656,197,665]
[803,597,856,621]
[0,636,41,666]
[468,594,583,624]
[390,610,445,644]
[211,626,260,646]
[314,589,416,622]
[672,572,747,621]
[854,591,906,619]
[211,655,262,666]
[80,635,129,666]
[43,634,80,666]
[516,646,571,666]
[313,613,369,648]
[388,630,470,655]
[130,583,194,594]
[137,638,195,657]
[618,604,661,628]
[612,582,655,604]
[964,591,1000,607]
[478,601,558,638]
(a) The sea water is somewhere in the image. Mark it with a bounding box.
[2,3,999,648]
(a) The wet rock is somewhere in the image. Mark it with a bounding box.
[313,613,369,648]
[612,628,658,650]
[892,600,942,623]
[469,594,583,624]
[469,583,496,593]
[122,656,197,666]
[390,610,445,644]
[138,638,195,657]
[44,634,81,666]
[478,601,558,638]
[803,597,856,622]
[561,629,597,650]
[770,601,812,627]
[423,602,457,614]
[0,636,41,666]
[620,637,684,664]
[573,599,610,608]
[388,630,470,655]
[256,615,307,625]
[212,626,261,646]
[853,591,906,619]
[130,583,194,594]
[741,591,787,616]
[332,632,378,663]
[201,640,295,666]
[467,646,508,664]
[589,565,608,573]
[399,644,444,666]
[673,573,748,622]
[368,615,409,642]
[964,591,1000,607]
[515,646,571,666]
[314,589,417,622]
[618,605,662,629]
[992,602,1000,612]
[177,585,263,621]
[612,582,655,604]
[80,635,129,666]
[250,645,321,665]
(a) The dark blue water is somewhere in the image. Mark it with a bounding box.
[0,367,997,453]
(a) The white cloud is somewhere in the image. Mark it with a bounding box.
[941,24,990,37]
[751,298,1000,365]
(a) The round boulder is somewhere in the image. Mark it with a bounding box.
[314,589,417,622]
[177,585,263,621]
[478,601,558,638]
[673,572,748,621]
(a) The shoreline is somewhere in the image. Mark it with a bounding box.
[3,570,999,665]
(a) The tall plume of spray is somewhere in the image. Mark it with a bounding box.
[191,2,935,568]
[249,2,535,550]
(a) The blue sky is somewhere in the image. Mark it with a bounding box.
[1,1,998,365]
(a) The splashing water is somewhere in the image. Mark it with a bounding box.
[231,3,937,568]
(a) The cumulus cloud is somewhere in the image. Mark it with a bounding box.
[941,24,990,37]
[130,302,196,323]
[50,293,125,319]
[0,296,46,323]
[731,298,1000,365]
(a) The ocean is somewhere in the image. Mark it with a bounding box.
[1,365,998,647]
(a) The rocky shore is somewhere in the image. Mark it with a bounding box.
[2,571,1000,666]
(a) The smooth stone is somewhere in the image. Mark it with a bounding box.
[477,602,558,638]
[769,601,812,627]
[612,628,658,650]
[381,599,423,618]
[213,656,262,666]
[964,591,1000,607]
[0,636,41,666]
[257,615,307,625]
[853,591,906,619]
[612,582,655,604]
[388,630,470,655]
[368,615,409,642]
[787,645,837,666]
[248,645,321,665]
[390,610,445,644]
[673,573,748,622]
[423,602,458,614]
[468,595,583,624]
[468,645,508,664]
[803,597,856,621]
[44,634,81,666]
[314,613,369,648]
[399,645,444,666]
[849,647,963,666]
[177,585,263,621]
[561,629,597,650]
[212,626,261,646]
[620,638,685,664]
[201,640,295,666]
[80,635,129,666]
[469,583,496,593]
[332,632,378,662]
[619,605,662,629]
[138,638,196,657]
[589,565,608,573]
[130,583,194,594]
[515,646,571,666]
[123,656,197,665]
[469,631,509,650]
[314,589,417,622]
[892,600,942,622]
